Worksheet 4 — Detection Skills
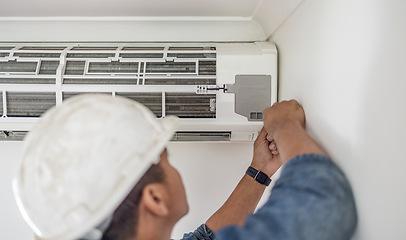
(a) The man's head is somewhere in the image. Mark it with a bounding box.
[13,94,186,240]
[103,149,189,240]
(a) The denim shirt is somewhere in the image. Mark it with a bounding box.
[181,154,357,240]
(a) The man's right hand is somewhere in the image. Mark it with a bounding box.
[262,99,326,164]
[263,100,306,142]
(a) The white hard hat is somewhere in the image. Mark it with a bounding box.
[12,94,178,240]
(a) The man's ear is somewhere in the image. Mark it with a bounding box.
[141,183,169,217]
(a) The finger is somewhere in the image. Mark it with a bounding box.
[266,134,274,142]
[258,127,268,139]
[269,145,279,155]
[269,142,277,151]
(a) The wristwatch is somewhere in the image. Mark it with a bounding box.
[246,166,271,186]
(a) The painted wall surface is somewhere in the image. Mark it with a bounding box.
[270,0,406,239]
[0,142,32,239]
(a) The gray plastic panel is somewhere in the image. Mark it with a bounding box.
[226,75,272,121]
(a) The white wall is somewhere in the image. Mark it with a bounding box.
[0,142,32,239]
[270,0,406,239]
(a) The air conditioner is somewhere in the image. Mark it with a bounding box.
[0,42,277,141]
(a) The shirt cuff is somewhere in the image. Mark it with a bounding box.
[181,224,216,240]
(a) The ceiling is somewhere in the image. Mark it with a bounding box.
[0,0,262,17]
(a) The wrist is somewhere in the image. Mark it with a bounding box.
[245,166,271,186]
[249,162,275,177]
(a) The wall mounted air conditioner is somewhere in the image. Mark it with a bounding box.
[0,42,277,141]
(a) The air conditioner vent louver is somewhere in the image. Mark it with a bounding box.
[71,47,117,51]
[20,47,65,50]
[120,53,164,58]
[144,78,215,85]
[14,53,61,58]
[0,44,217,122]
[172,131,231,141]
[117,92,163,117]
[146,62,196,73]
[0,78,55,84]
[166,93,215,118]
[0,91,2,115]
[62,92,111,101]
[88,62,139,73]
[122,47,165,51]
[0,131,26,141]
[0,61,37,73]
[7,92,56,117]
[39,61,59,75]
[0,47,14,50]
[65,61,86,75]
[67,53,115,58]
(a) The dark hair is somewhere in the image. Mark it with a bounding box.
[102,163,165,240]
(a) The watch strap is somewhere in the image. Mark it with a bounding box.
[246,166,271,186]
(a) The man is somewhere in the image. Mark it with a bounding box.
[13,95,357,240]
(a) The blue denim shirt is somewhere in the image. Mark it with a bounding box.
[181,154,357,240]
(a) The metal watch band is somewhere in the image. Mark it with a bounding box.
[246,166,271,186]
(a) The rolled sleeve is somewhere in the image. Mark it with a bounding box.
[216,154,357,240]
[181,224,216,240]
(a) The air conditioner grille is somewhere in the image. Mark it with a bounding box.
[0,44,217,120]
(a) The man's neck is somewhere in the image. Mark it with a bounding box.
[134,217,174,240]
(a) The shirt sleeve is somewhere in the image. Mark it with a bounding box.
[215,154,357,240]
[180,224,216,240]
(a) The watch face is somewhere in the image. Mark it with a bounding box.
[256,171,268,184]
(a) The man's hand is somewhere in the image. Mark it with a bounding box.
[263,100,305,141]
[250,127,282,177]
[262,100,326,164]
[206,128,281,232]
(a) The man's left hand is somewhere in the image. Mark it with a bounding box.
[250,127,282,177]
